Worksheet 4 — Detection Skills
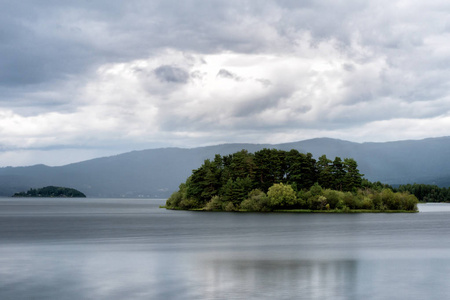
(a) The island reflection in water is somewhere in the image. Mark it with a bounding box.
[200,258,359,299]
[0,199,450,300]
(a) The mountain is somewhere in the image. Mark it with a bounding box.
[1,137,450,197]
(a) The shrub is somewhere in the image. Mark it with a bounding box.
[394,192,418,211]
[323,189,342,209]
[241,189,270,212]
[360,197,374,209]
[267,183,297,209]
[205,195,223,211]
[343,192,357,209]
[336,199,346,210]
[296,190,308,208]
[370,192,383,210]
[381,189,397,210]
[178,198,200,210]
[308,195,328,210]
[309,183,323,196]
[404,193,418,211]
[166,191,183,208]
[224,202,238,212]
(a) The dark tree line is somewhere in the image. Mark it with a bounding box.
[12,186,86,198]
[183,149,365,207]
[395,183,450,202]
[166,148,418,212]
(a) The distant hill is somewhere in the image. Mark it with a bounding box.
[1,137,450,198]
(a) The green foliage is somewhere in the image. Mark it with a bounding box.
[165,148,418,212]
[241,189,270,212]
[309,182,323,196]
[12,186,86,198]
[166,191,182,208]
[381,188,396,210]
[322,189,342,209]
[331,157,346,190]
[357,191,374,209]
[267,183,297,209]
[308,195,327,210]
[166,183,187,208]
[254,149,284,191]
[362,179,393,191]
[396,183,450,202]
[369,191,384,210]
[228,150,256,181]
[343,158,363,191]
[295,189,308,208]
[224,202,238,212]
[178,198,200,210]
[343,192,357,209]
[317,155,333,188]
[220,176,253,205]
[205,195,224,211]
[232,176,253,205]
[186,158,222,205]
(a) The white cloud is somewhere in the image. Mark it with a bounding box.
[2,0,450,165]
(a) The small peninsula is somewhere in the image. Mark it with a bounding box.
[12,186,86,198]
[165,148,418,213]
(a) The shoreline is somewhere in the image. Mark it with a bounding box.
[161,206,418,213]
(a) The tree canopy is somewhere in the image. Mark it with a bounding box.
[165,149,418,212]
[12,186,86,198]
[395,183,450,202]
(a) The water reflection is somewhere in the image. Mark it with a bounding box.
[2,200,450,299]
[418,203,450,213]
[2,244,450,299]
[201,258,358,300]
[0,244,360,300]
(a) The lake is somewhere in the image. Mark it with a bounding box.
[1,198,449,300]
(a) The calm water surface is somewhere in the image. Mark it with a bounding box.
[1,199,450,299]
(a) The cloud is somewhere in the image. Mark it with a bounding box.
[216,69,241,81]
[2,0,450,166]
[154,65,189,83]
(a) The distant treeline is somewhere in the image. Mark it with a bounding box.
[395,183,450,202]
[166,149,418,212]
[13,186,86,198]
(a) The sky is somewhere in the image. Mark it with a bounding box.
[2,0,450,166]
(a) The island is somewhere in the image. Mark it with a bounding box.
[12,186,86,198]
[165,149,418,212]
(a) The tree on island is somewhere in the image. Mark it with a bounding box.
[165,148,418,212]
[12,186,86,198]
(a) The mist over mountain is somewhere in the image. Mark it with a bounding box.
[1,137,449,198]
